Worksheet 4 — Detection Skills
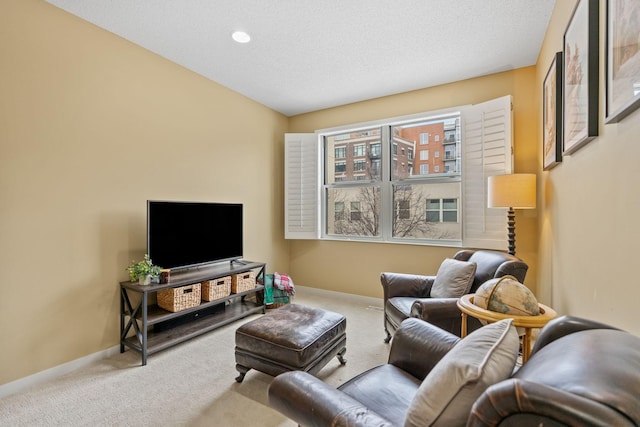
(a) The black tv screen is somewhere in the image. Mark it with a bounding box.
[147,201,243,270]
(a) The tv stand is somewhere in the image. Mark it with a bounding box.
[231,259,247,266]
[120,261,266,365]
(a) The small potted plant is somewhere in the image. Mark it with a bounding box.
[128,254,162,285]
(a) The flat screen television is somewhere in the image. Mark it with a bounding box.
[147,201,243,270]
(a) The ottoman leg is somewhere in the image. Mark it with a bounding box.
[337,347,347,365]
[235,364,251,383]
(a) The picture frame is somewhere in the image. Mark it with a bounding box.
[605,0,640,123]
[562,0,599,155]
[543,52,563,170]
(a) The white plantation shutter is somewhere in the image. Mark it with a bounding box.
[462,95,513,250]
[284,133,320,239]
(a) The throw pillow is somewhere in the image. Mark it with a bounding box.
[430,258,477,298]
[404,319,519,427]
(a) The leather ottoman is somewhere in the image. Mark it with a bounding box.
[235,304,347,382]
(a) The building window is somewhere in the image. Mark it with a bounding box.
[426,199,441,222]
[335,202,345,221]
[354,159,366,171]
[420,133,429,145]
[335,161,346,173]
[371,159,381,177]
[335,146,346,159]
[443,198,458,222]
[426,198,459,223]
[354,144,366,157]
[420,150,429,160]
[350,201,361,221]
[396,199,411,220]
[370,143,381,157]
[420,164,429,175]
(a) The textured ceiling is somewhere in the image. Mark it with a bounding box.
[45,0,556,116]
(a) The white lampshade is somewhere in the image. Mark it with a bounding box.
[487,174,536,209]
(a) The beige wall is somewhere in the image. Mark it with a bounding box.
[288,68,539,300]
[536,1,640,334]
[0,0,289,384]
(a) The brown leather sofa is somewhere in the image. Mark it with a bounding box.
[381,249,528,342]
[269,315,640,426]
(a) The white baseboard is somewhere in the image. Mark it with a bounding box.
[0,345,121,399]
[0,287,382,399]
[296,285,384,308]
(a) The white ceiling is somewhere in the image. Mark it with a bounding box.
[45,0,556,117]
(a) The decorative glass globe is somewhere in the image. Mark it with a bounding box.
[474,275,540,316]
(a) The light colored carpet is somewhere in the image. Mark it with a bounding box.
[0,287,389,426]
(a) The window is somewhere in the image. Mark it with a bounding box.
[371,159,381,177]
[427,198,459,223]
[426,199,441,222]
[335,202,345,221]
[335,146,346,158]
[443,198,458,222]
[396,199,411,220]
[350,201,361,221]
[284,95,513,250]
[354,144,366,157]
[420,150,429,160]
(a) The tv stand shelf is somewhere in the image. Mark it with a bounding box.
[120,260,266,365]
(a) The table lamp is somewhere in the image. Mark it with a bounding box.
[487,173,536,256]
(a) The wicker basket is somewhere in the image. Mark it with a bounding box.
[157,283,201,312]
[201,276,231,301]
[231,271,256,293]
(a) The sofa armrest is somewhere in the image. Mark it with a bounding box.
[268,371,394,427]
[410,297,481,336]
[530,315,620,356]
[388,317,460,380]
[495,260,529,284]
[410,297,461,320]
[468,378,634,427]
[380,272,434,301]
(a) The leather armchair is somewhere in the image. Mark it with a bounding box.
[269,317,459,426]
[381,249,528,342]
[269,316,640,427]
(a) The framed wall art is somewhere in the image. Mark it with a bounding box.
[605,0,640,123]
[543,52,563,170]
[563,0,599,155]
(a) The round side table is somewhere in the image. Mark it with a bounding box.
[457,294,557,363]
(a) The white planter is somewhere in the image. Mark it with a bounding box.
[138,275,152,285]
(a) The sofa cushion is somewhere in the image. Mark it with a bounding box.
[386,297,417,329]
[339,364,422,427]
[430,258,477,298]
[404,318,519,427]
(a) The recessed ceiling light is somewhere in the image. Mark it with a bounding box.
[232,31,251,43]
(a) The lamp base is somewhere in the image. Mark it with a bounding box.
[507,207,515,256]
